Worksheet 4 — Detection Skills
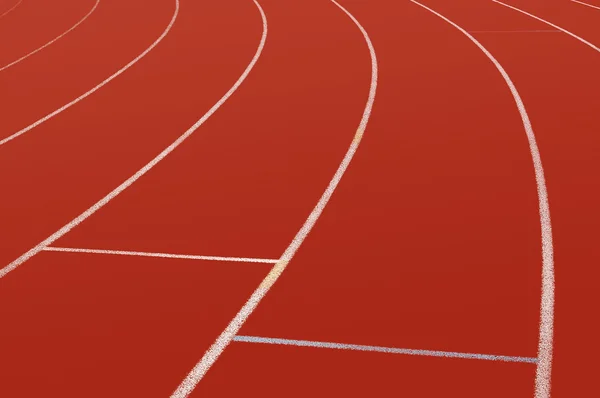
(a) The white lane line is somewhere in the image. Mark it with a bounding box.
[0,0,22,19]
[233,335,539,364]
[0,0,100,72]
[469,29,561,33]
[0,0,177,147]
[492,0,600,52]
[571,0,600,11]
[0,0,267,279]
[43,246,279,264]
[411,2,555,398]
[169,1,377,397]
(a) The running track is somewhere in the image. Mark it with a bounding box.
[0,0,598,396]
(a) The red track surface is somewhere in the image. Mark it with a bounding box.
[0,0,598,396]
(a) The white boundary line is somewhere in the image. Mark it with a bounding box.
[43,246,278,264]
[0,0,22,19]
[169,1,378,396]
[0,0,267,279]
[492,0,600,53]
[571,0,600,11]
[411,2,555,398]
[0,0,178,147]
[233,335,539,364]
[0,0,100,72]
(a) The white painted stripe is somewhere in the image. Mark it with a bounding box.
[169,2,378,397]
[0,0,22,19]
[0,0,100,72]
[469,29,561,33]
[571,0,600,11]
[233,335,539,364]
[0,0,177,147]
[0,0,267,279]
[411,2,555,398]
[43,246,278,264]
[493,0,600,53]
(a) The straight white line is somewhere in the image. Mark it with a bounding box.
[0,0,100,72]
[0,0,267,279]
[571,0,600,11]
[493,0,600,53]
[411,2,555,398]
[43,246,279,264]
[469,29,561,33]
[0,0,177,147]
[233,335,539,364]
[169,1,377,397]
[0,0,22,19]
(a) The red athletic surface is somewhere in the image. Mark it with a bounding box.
[0,0,598,396]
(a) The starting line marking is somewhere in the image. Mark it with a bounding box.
[43,247,278,264]
[233,335,539,364]
[468,30,561,33]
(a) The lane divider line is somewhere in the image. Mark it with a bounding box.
[0,0,176,147]
[233,335,539,364]
[169,1,378,397]
[492,0,600,52]
[0,0,100,72]
[411,2,555,398]
[43,246,279,264]
[0,0,22,19]
[0,0,266,279]
[571,0,600,11]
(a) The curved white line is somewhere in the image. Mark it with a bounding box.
[0,0,100,72]
[493,0,600,52]
[0,0,22,19]
[169,1,378,396]
[0,0,177,147]
[0,0,266,279]
[410,2,555,398]
[571,0,600,11]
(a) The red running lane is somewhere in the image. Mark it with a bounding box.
[0,0,373,394]
[0,0,261,266]
[497,0,600,45]
[55,0,371,260]
[0,0,22,19]
[0,0,95,66]
[0,0,268,395]
[0,252,271,397]
[196,342,536,397]
[0,0,174,141]
[198,0,549,396]
[420,1,600,394]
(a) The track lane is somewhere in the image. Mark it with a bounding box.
[0,0,99,73]
[0,0,22,19]
[54,0,371,261]
[0,0,94,66]
[495,0,600,45]
[0,0,262,267]
[1,3,376,394]
[0,251,271,397]
[0,0,269,395]
[0,0,175,143]
[195,341,536,397]
[431,1,600,396]
[196,0,550,396]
